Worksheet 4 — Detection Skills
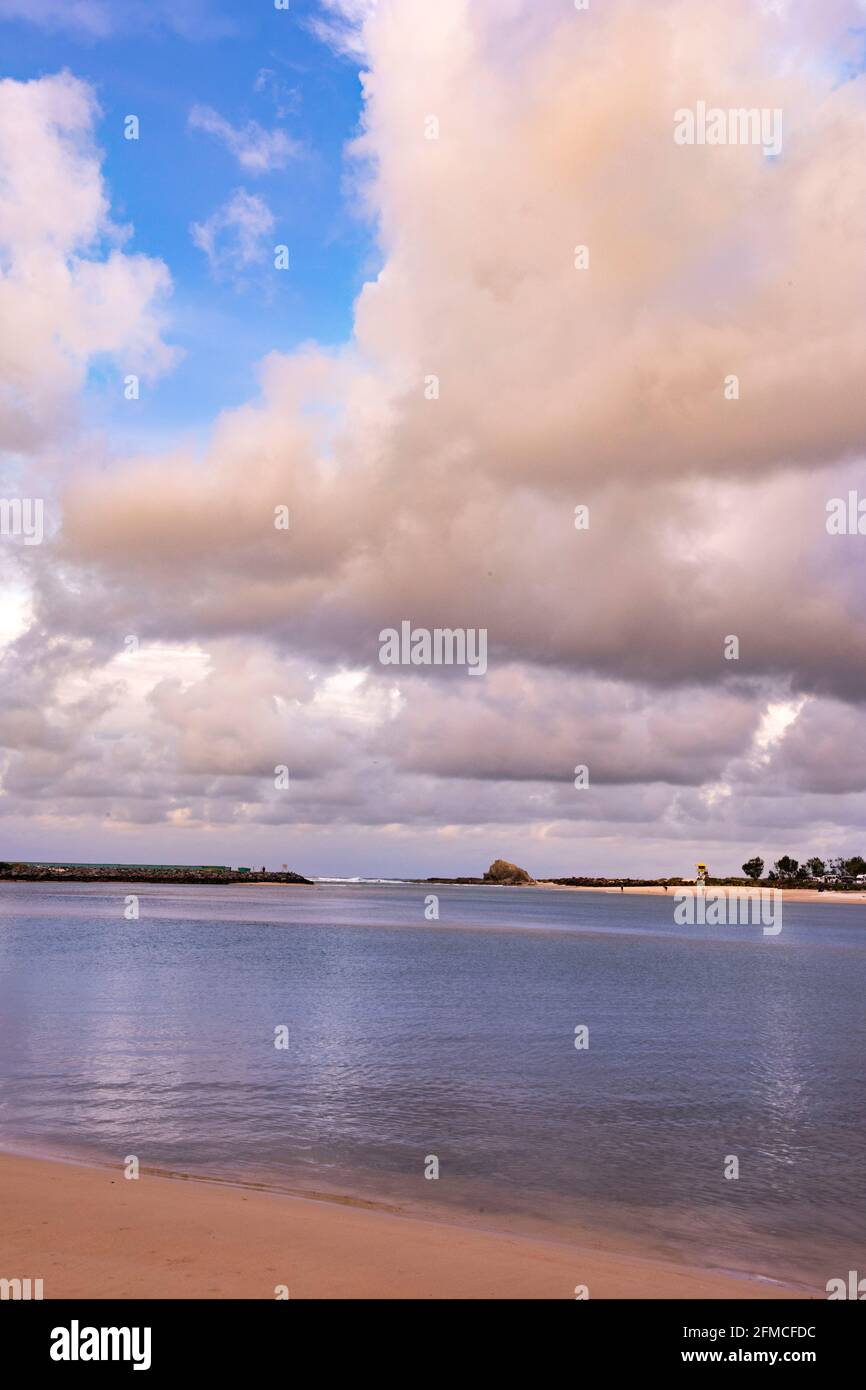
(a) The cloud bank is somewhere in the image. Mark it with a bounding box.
[2,1,866,876]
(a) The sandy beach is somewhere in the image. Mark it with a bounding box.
[0,1152,809,1300]
[537,883,866,906]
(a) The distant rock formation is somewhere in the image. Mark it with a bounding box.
[483,858,534,885]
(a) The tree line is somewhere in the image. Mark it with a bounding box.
[741,855,866,882]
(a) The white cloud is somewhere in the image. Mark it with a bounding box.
[309,0,377,58]
[190,189,275,277]
[751,699,808,765]
[0,72,175,452]
[189,104,302,174]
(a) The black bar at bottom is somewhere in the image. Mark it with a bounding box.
[0,1297,859,1375]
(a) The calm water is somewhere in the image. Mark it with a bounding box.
[1,880,865,1287]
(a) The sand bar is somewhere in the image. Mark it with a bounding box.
[536,883,866,905]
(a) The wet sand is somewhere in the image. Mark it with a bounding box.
[0,1151,810,1300]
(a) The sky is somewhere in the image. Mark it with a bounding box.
[1,0,866,879]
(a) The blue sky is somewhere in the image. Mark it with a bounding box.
[0,0,371,448]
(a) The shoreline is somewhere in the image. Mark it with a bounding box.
[535,882,866,905]
[0,1150,811,1299]
[3,874,864,905]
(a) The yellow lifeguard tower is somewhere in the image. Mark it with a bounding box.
[696,861,709,885]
